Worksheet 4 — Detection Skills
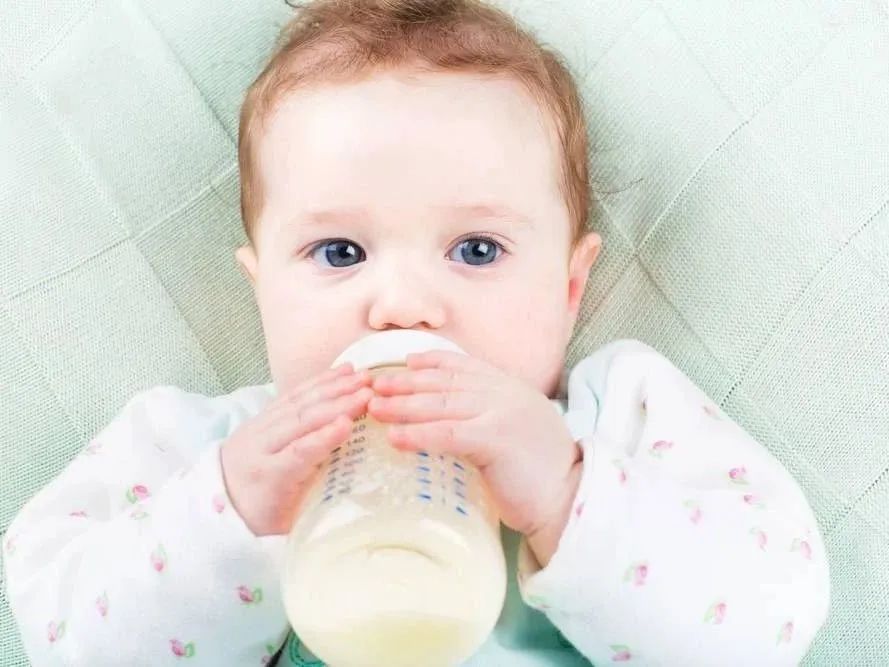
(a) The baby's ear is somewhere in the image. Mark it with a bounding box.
[235,245,258,287]
[567,232,601,312]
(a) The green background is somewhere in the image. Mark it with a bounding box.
[2,0,887,664]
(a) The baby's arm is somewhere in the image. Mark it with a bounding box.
[2,386,290,666]
[517,340,831,666]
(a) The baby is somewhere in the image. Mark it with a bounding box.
[3,0,831,665]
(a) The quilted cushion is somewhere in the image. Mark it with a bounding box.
[1,0,887,664]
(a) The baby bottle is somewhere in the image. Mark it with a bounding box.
[281,330,507,667]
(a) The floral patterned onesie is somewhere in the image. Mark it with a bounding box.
[3,339,831,665]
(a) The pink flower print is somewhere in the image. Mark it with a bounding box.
[610,644,632,661]
[150,544,167,572]
[261,643,278,665]
[170,639,196,658]
[742,493,766,509]
[749,527,768,551]
[622,562,648,586]
[683,499,702,524]
[126,484,150,504]
[68,510,88,518]
[212,494,226,514]
[728,466,748,485]
[703,404,722,420]
[776,620,794,645]
[237,585,264,605]
[83,439,103,455]
[95,592,108,617]
[791,537,812,560]
[574,501,585,519]
[648,440,673,458]
[612,459,628,485]
[47,621,66,643]
[703,600,727,624]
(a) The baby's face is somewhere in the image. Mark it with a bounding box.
[237,69,600,398]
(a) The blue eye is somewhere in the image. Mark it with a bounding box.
[306,235,505,268]
[309,239,365,268]
[448,236,504,266]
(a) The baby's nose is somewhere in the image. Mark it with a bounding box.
[366,272,446,331]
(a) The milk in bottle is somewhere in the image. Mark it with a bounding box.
[282,330,507,667]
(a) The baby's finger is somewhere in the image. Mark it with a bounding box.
[387,418,493,466]
[277,414,355,474]
[368,390,480,424]
[270,367,371,418]
[406,350,494,374]
[371,368,473,396]
[303,368,372,407]
[265,387,373,454]
[273,363,355,409]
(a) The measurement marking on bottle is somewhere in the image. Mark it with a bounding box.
[453,477,465,486]
[417,478,431,484]
[418,493,432,501]
[456,506,468,516]
[453,461,465,471]
[417,465,430,473]
[417,451,429,458]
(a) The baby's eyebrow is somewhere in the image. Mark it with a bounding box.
[438,203,533,228]
[296,203,533,228]
[296,207,369,227]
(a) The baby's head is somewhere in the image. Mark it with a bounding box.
[235,0,601,398]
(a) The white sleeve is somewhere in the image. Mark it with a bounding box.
[516,340,831,666]
[1,386,291,667]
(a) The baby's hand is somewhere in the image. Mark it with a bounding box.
[367,351,581,551]
[220,364,373,536]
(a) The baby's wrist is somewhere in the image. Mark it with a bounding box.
[525,455,582,568]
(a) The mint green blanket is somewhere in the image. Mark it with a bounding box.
[2,1,887,664]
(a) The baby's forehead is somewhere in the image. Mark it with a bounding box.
[247,69,569,243]
[260,69,558,153]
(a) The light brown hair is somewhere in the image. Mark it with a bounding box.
[238,0,591,250]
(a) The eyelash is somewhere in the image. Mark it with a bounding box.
[303,234,508,268]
